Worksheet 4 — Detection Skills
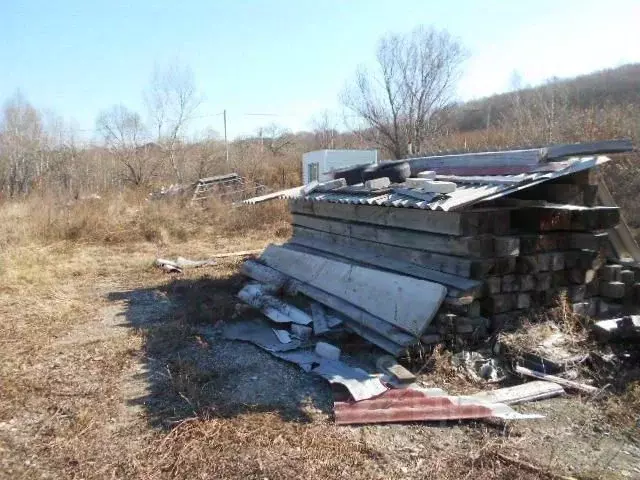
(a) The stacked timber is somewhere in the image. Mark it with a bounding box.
[238,141,639,355]
[286,192,622,343]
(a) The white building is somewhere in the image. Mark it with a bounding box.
[302,149,378,184]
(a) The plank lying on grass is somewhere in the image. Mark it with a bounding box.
[471,380,565,405]
[515,365,599,394]
[291,213,495,258]
[288,232,482,297]
[260,244,447,336]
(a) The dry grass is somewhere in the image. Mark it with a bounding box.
[1,196,638,480]
[0,191,290,248]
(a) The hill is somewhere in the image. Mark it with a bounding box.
[454,63,640,132]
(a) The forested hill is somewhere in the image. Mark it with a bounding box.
[454,63,640,132]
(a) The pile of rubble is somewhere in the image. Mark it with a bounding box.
[225,139,639,424]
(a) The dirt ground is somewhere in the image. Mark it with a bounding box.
[1,236,639,479]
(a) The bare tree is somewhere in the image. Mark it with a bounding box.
[256,123,294,156]
[311,110,338,149]
[96,105,159,186]
[0,92,46,196]
[145,62,203,182]
[342,26,465,158]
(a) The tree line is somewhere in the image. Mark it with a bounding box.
[1,26,639,199]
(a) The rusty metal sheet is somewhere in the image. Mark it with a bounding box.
[334,387,543,425]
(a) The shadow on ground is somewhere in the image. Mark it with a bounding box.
[107,271,333,430]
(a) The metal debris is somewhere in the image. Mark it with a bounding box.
[223,318,301,352]
[334,387,543,425]
[312,360,388,402]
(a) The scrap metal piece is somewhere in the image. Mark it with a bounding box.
[312,360,388,402]
[223,318,301,352]
[334,388,543,425]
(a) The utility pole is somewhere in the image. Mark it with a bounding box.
[223,109,229,167]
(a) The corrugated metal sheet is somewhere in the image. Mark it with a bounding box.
[301,155,610,211]
[334,388,543,425]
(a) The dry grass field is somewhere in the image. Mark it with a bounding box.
[1,194,639,479]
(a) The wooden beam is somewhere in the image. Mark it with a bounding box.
[292,225,513,279]
[471,380,564,405]
[290,199,476,236]
[292,225,476,278]
[515,365,598,394]
[287,235,482,297]
[292,214,495,258]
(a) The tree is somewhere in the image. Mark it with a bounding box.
[96,105,159,186]
[256,123,294,156]
[0,92,46,196]
[311,110,338,149]
[342,26,465,158]
[144,62,203,182]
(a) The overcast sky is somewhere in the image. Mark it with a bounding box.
[2,0,639,141]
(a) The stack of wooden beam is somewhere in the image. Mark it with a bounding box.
[286,191,622,345]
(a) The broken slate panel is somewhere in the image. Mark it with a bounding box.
[312,360,388,402]
[273,329,292,344]
[270,348,323,372]
[223,318,301,352]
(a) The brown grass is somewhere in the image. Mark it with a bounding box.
[1,195,637,479]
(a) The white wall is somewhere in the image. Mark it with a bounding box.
[302,150,377,184]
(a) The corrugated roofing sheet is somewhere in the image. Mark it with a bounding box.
[334,387,543,425]
[299,155,610,211]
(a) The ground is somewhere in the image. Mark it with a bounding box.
[1,231,639,479]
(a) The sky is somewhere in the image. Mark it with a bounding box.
[1,0,639,142]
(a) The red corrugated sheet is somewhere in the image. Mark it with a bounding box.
[334,388,493,425]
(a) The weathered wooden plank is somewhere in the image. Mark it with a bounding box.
[515,365,599,394]
[289,230,482,296]
[620,269,635,287]
[376,355,416,384]
[511,205,619,232]
[600,281,626,299]
[519,274,536,292]
[481,294,516,314]
[501,275,518,293]
[494,236,520,256]
[516,293,532,309]
[516,255,541,273]
[568,268,596,284]
[260,245,446,336]
[511,208,572,232]
[601,264,622,282]
[291,214,495,258]
[534,273,553,292]
[471,380,564,405]
[282,199,492,236]
[292,225,490,279]
[565,250,603,270]
[484,277,501,295]
[445,300,482,317]
[570,232,610,251]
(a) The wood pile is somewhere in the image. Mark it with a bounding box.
[238,140,638,356]
[288,191,623,346]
